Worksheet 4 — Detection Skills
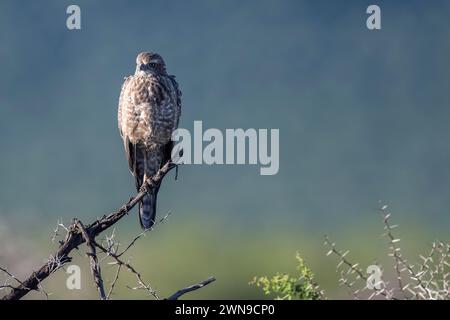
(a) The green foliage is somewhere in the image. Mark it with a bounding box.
[251,252,324,300]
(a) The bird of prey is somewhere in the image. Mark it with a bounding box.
[118,52,181,229]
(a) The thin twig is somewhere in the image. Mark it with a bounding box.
[0,267,29,290]
[94,241,160,299]
[166,277,216,300]
[116,213,170,258]
[106,265,122,300]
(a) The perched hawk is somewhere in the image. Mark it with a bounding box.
[118,52,181,229]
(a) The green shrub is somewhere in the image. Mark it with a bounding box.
[251,252,324,300]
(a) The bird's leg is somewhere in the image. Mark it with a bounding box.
[143,151,148,188]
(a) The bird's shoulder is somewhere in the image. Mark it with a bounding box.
[119,75,133,101]
[121,74,152,93]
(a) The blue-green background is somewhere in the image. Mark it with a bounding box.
[0,0,449,299]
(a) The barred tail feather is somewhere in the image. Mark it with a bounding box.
[139,191,157,230]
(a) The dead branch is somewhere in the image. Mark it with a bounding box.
[93,239,160,299]
[76,219,106,300]
[0,161,213,300]
[106,265,122,300]
[166,277,216,300]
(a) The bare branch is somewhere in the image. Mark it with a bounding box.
[324,236,394,300]
[76,219,106,300]
[116,213,170,258]
[106,265,122,300]
[0,266,29,290]
[379,205,408,298]
[166,277,216,300]
[94,240,159,299]
[1,161,177,300]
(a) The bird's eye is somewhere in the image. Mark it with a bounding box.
[148,63,157,68]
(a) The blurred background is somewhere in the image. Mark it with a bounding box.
[0,0,449,299]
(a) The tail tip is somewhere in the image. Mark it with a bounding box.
[139,216,156,230]
[138,197,157,230]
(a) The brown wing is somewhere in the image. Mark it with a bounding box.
[168,74,182,129]
[118,76,132,138]
[161,75,182,167]
[117,75,137,173]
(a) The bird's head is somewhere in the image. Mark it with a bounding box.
[135,52,167,75]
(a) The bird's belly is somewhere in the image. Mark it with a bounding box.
[124,103,176,147]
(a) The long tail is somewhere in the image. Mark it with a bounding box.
[139,189,158,230]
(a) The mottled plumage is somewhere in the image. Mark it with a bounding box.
[118,52,181,229]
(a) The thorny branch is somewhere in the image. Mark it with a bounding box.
[325,204,449,300]
[380,205,406,298]
[93,238,160,299]
[1,161,216,300]
[106,264,121,300]
[324,236,394,300]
